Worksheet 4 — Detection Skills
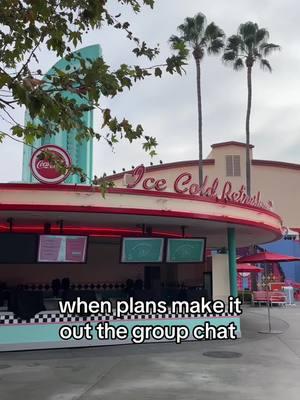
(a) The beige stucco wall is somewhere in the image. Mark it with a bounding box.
[209,145,300,228]
[252,165,300,228]
[212,254,230,302]
[208,145,252,188]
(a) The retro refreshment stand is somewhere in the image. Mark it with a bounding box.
[0,148,283,351]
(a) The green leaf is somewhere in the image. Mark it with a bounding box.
[12,125,24,137]
[154,67,162,77]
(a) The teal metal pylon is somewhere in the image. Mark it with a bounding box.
[22,44,102,184]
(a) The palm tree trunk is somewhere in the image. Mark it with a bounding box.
[245,66,252,196]
[195,57,203,185]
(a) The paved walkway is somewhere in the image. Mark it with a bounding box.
[0,306,300,400]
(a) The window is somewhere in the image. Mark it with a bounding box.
[226,155,241,177]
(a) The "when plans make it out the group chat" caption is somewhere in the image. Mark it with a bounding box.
[57,297,242,344]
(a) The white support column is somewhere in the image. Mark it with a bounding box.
[212,254,230,302]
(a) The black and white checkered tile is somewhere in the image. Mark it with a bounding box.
[0,311,237,325]
[22,283,125,292]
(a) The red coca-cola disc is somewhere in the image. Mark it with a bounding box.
[30,145,72,184]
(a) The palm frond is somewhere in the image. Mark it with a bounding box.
[259,43,281,56]
[178,20,189,38]
[253,47,262,56]
[178,14,206,45]
[225,22,279,71]
[194,12,206,36]
[171,13,226,61]
[207,38,224,54]
[222,50,237,63]
[178,19,195,42]
[233,57,244,70]
[205,22,225,40]
[255,28,270,44]
[260,58,272,72]
[200,37,207,47]
[239,21,258,39]
[225,35,242,53]
[239,22,257,53]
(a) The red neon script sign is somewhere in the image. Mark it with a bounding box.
[125,165,273,211]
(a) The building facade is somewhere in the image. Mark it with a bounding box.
[109,141,300,282]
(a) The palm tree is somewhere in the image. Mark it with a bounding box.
[223,22,280,195]
[170,13,225,185]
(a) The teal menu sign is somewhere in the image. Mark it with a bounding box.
[121,238,164,263]
[166,238,206,263]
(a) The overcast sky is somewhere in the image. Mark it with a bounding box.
[0,0,299,182]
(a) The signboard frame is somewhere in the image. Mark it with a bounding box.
[30,144,72,184]
[120,237,165,264]
[165,237,207,264]
[37,234,89,264]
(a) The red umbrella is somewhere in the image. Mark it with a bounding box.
[237,251,300,334]
[237,263,263,273]
[237,251,300,264]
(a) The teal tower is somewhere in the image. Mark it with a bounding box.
[22,44,102,184]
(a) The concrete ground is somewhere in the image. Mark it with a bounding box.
[0,306,300,400]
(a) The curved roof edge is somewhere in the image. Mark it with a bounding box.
[252,159,300,171]
[211,141,254,149]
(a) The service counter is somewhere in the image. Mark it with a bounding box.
[0,181,284,351]
[0,308,241,351]
[0,283,242,351]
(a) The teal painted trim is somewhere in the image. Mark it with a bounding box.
[88,111,94,179]
[0,317,240,350]
[228,227,238,297]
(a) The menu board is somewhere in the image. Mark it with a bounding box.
[121,237,164,263]
[38,235,88,263]
[166,238,206,263]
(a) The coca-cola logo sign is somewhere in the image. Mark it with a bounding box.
[30,145,72,184]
